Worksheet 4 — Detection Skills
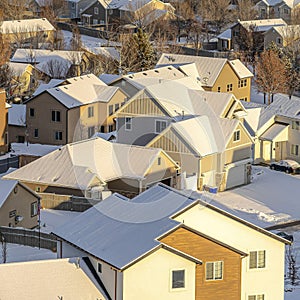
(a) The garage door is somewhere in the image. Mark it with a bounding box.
[226,164,246,190]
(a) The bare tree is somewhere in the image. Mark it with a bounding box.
[0,0,29,20]
[236,0,257,21]
[255,48,289,104]
[0,232,7,263]
[70,25,82,51]
[44,59,69,79]
[286,245,299,286]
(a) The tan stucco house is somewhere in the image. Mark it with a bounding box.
[24,74,128,145]
[0,178,40,229]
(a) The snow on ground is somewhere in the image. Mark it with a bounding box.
[6,244,56,263]
[39,209,81,233]
[205,166,300,228]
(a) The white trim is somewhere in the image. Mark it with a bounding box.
[125,116,132,131]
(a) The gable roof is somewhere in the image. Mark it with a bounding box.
[4,138,177,187]
[238,18,287,32]
[30,74,118,109]
[228,59,254,79]
[0,258,107,299]
[156,53,228,87]
[52,184,199,270]
[8,104,26,127]
[0,18,55,34]
[0,179,18,209]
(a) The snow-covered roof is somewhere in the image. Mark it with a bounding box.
[8,104,26,127]
[269,25,300,38]
[4,138,175,188]
[0,179,18,209]
[8,62,32,76]
[11,49,84,78]
[46,77,118,108]
[260,123,288,141]
[238,18,287,32]
[11,142,60,157]
[52,184,198,270]
[171,116,220,156]
[257,0,300,7]
[99,73,121,85]
[32,79,64,96]
[229,60,254,79]
[0,18,55,34]
[0,258,107,299]
[157,53,252,87]
[217,28,232,40]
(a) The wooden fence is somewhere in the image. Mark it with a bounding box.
[0,155,19,174]
[40,193,99,212]
[0,226,57,251]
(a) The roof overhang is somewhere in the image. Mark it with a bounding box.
[260,123,289,142]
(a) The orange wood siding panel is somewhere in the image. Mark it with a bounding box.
[161,227,242,300]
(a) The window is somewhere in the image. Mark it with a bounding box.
[29,108,35,117]
[155,120,167,133]
[100,125,105,133]
[98,263,102,273]
[108,125,114,132]
[52,110,61,122]
[158,157,161,165]
[276,37,282,45]
[34,128,39,138]
[238,79,247,88]
[71,2,75,8]
[94,7,99,14]
[55,131,63,141]
[206,261,223,280]
[9,210,16,218]
[35,187,41,192]
[233,130,240,142]
[109,9,113,15]
[240,97,248,101]
[217,86,221,93]
[109,105,114,116]
[125,117,132,131]
[115,103,119,111]
[248,295,264,300]
[249,250,266,269]
[291,144,299,156]
[88,126,95,138]
[31,201,38,217]
[292,121,300,130]
[172,270,185,289]
[88,106,94,118]
[284,8,289,14]
[227,83,233,92]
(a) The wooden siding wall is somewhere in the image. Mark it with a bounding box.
[161,227,242,300]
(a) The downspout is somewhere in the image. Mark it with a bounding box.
[66,109,68,144]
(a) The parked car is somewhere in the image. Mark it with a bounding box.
[276,231,293,242]
[270,160,300,174]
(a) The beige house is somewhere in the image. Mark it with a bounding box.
[4,137,180,197]
[53,184,289,300]
[0,178,40,229]
[115,80,253,191]
[24,74,128,145]
[243,96,300,164]
[264,25,300,49]
[0,89,10,154]
[156,53,253,102]
[0,18,55,48]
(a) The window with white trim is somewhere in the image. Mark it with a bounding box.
[172,270,185,289]
[248,294,264,300]
[88,126,95,138]
[31,201,38,217]
[249,250,265,269]
[206,261,223,280]
[125,117,132,131]
[233,130,240,142]
[291,144,299,156]
[94,7,99,14]
[155,120,167,133]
